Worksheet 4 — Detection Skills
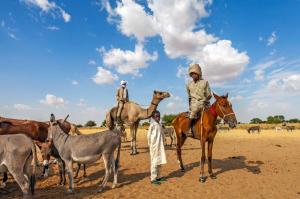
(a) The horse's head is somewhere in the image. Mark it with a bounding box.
[153,90,171,100]
[213,93,237,128]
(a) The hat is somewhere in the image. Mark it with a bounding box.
[188,63,202,77]
[120,80,127,86]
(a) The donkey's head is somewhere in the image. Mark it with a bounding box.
[213,93,237,128]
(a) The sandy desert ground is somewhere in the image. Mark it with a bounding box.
[1,128,300,199]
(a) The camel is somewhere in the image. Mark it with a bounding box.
[106,90,170,155]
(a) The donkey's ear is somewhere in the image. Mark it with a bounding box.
[50,113,55,123]
[213,92,220,100]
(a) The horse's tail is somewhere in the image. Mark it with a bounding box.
[30,141,37,195]
[106,110,115,130]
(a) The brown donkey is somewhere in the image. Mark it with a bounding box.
[172,93,237,182]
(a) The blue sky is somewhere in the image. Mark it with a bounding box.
[1,0,300,124]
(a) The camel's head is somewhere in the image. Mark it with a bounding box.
[153,90,170,100]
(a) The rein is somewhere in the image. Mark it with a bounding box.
[215,102,235,120]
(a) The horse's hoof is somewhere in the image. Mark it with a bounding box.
[199,176,207,183]
[112,184,118,189]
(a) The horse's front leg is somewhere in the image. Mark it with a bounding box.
[199,140,206,183]
[207,140,216,179]
[176,134,186,172]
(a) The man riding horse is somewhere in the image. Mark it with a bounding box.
[186,63,212,137]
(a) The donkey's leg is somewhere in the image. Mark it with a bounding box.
[57,159,66,185]
[207,140,216,179]
[110,155,118,189]
[176,134,187,172]
[199,140,207,183]
[9,167,30,195]
[83,164,87,178]
[98,154,112,193]
[65,161,74,194]
[74,163,81,179]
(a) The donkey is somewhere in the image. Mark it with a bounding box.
[247,126,260,134]
[0,134,37,196]
[47,114,122,194]
[172,93,237,182]
[161,125,176,147]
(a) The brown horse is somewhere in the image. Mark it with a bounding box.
[172,93,237,182]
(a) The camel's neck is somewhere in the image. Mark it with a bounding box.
[139,97,161,120]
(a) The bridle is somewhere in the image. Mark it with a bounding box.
[215,101,235,121]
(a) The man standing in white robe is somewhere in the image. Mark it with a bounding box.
[147,110,167,185]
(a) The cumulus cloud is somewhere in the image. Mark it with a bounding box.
[114,0,157,41]
[92,67,119,84]
[103,0,249,82]
[22,0,71,22]
[14,104,32,110]
[40,94,65,105]
[267,31,277,46]
[102,44,158,76]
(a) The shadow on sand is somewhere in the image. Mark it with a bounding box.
[167,155,264,179]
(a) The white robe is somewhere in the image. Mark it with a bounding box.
[147,121,167,166]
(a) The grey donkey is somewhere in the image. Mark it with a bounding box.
[47,114,122,194]
[0,134,37,196]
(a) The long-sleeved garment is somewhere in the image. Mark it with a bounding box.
[147,120,167,181]
[186,79,212,119]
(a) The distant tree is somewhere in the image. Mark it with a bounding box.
[101,120,106,127]
[162,114,177,126]
[250,118,263,124]
[76,124,83,128]
[267,115,285,124]
[85,120,97,127]
[288,118,300,123]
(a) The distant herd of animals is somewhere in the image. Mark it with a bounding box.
[0,90,298,197]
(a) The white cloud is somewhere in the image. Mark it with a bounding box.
[103,0,249,82]
[114,0,157,41]
[198,40,249,82]
[71,80,79,85]
[8,32,17,40]
[230,95,244,101]
[22,0,71,23]
[88,60,97,65]
[259,36,263,41]
[40,94,65,105]
[267,74,300,93]
[1,20,5,28]
[47,26,59,30]
[102,44,158,76]
[255,69,264,80]
[267,31,277,46]
[14,104,32,110]
[243,78,251,84]
[77,98,86,107]
[92,67,119,84]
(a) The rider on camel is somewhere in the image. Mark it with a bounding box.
[116,80,129,125]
